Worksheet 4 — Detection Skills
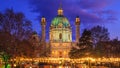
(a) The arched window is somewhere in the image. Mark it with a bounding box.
[59,33,62,39]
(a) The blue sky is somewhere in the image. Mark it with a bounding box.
[0,0,120,40]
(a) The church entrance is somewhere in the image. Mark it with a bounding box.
[59,51,62,58]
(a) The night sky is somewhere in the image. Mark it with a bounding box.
[0,0,120,40]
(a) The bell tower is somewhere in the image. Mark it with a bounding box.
[41,16,46,42]
[75,16,80,42]
[40,16,47,56]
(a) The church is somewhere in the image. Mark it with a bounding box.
[32,6,80,58]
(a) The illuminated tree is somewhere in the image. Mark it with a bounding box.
[90,26,110,57]
[93,41,107,58]
[0,52,10,68]
[0,9,34,67]
[78,29,93,57]
[69,29,93,58]
[19,40,34,57]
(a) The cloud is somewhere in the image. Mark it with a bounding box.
[28,0,119,40]
[29,0,118,24]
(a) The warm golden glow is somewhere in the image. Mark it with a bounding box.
[58,8,63,15]
[14,64,16,67]
[52,51,54,54]
[41,18,45,22]
[7,57,120,64]
[76,17,80,23]
[50,30,72,42]
[41,17,46,25]
[58,66,62,68]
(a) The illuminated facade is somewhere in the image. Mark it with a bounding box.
[40,6,80,58]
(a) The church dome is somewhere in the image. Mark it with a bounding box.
[51,15,70,28]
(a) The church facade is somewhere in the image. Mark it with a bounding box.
[40,6,80,58]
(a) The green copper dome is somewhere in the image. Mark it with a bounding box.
[51,16,70,27]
